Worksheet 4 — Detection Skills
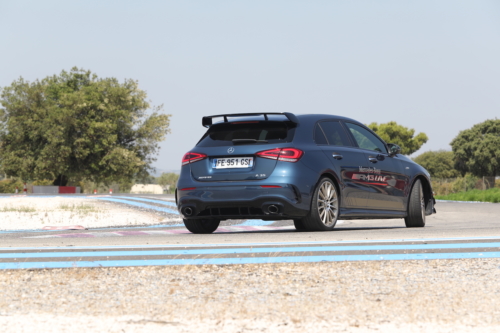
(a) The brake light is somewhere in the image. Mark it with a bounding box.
[278,148,304,162]
[256,148,303,163]
[256,148,281,160]
[182,152,207,166]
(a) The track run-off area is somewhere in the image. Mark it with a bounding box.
[2,194,500,332]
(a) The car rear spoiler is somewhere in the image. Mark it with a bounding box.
[202,112,299,128]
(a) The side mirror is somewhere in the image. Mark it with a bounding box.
[387,143,401,156]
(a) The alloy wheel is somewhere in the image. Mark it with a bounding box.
[317,181,338,227]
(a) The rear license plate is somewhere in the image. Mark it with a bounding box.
[213,157,254,169]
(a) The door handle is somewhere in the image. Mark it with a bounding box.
[332,153,343,160]
[368,156,378,163]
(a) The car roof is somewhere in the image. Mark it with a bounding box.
[295,114,360,123]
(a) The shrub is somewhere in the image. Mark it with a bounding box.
[413,150,459,178]
[0,178,24,193]
[431,180,454,196]
[452,174,479,193]
[432,174,479,196]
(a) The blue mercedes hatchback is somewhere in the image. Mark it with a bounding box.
[176,113,436,233]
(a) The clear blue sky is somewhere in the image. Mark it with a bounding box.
[1,1,499,173]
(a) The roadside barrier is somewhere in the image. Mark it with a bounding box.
[32,186,81,194]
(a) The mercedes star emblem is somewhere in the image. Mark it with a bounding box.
[227,147,235,154]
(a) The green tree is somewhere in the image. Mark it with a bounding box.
[368,121,428,155]
[157,172,179,192]
[0,68,171,185]
[413,150,459,179]
[450,119,500,186]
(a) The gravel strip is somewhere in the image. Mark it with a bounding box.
[1,259,499,332]
[1,315,499,333]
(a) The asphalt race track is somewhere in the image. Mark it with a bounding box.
[1,195,500,269]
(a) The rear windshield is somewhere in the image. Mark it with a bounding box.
[197,121,295,147]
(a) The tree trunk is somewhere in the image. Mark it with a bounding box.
[53,175,68,186]
[484,176,495,189]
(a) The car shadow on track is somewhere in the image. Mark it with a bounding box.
[213,226,406,234]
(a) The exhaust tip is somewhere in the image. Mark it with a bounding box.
[268,205,279,214]
[183,207,194,216]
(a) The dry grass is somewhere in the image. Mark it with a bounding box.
[0,206,37,213]
[58,203,101,216]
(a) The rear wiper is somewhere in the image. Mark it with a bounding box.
[232,139,268,144]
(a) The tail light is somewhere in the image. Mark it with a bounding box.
[256,148,303,163]
[256,148,281,160]
[182,152,207,166]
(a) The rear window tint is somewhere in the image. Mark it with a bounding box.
[197,122,295,147]
[318,121,352,146]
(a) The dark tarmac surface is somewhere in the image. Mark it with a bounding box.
[0,197,499,248]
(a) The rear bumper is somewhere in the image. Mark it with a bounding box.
[177,184,309,220]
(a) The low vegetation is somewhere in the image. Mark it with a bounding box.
[435,188,500,203]
[432,175,500,196]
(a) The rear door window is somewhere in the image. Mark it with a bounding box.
[314,123,328,145]
[345,122,387,153]
[318,121,352,146]
[197,122,295,147]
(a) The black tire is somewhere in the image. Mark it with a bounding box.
[405,179,426,228]
[293,219,307,231]
[300,177,339,231]
[183,219,221,234]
